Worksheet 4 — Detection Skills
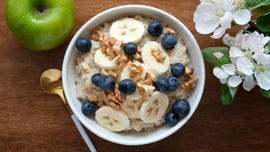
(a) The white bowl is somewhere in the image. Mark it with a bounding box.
[62,5,205,145]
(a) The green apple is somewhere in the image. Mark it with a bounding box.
[5,0,75,51]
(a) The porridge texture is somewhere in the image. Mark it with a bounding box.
[74,15,198,132]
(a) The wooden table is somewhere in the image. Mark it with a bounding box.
[1,0,269,151]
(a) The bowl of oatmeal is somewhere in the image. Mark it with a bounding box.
[62,5,205,145]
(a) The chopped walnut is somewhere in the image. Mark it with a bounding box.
[137,47,142,54]
[142,72,153,85]
[92,29,103,41]
[184,66,195,80]
[100,69,117,78]
[128,62,144,82]
[137,84,154,100]
[151,49,165,62]
[88,94,98,102]
[181,77,199,89]
[165,27,176,35]
[101,37,119,58]
[115,55,128,69]
[102,86,126,109]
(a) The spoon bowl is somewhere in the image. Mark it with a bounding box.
[40,69,62,94]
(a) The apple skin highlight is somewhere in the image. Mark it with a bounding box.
[5,0,76,51]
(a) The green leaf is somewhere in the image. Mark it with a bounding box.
[214,54,231,68]
[202,47,229,63]
[221,84,233,105]
[260,89,270,98]
[246,0,270,15]
[229,86,238,98]
[221,84,238,105]
[256,13,270,32]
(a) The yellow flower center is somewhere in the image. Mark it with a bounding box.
[234,0,246,9]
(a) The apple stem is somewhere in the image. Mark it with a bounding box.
[36,4,47,15]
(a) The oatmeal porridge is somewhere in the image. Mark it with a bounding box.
[74,15,198,132]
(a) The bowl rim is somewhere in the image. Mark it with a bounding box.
[62,4,205,145]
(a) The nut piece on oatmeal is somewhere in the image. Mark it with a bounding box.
[165,27,176,35]
[151,49,165,62]
[115,55,128,69]
[102,86,126,109]
[101,37,123,58]
[88,94,98,102]
[127,62,145,82]
[92,29,104,41]
[185,66,195,80]
[181,76,199,89]
[142,72,153,85]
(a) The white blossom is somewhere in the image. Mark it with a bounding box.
[213,32,270,91]
[193,0,251,39]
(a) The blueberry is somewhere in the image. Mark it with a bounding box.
[148,21,163,37]
[165,111,179,126]
[123,42,137,56]
[91,73,102,87]
[167,76,180,91]
[172,99,190,118]
[171,63,185,77]
[99,76,115,91]
[155,77,169,92]
[118,79,137,95]
[161,34,177,49]
[75,37,92,52]
[81,100,97,116]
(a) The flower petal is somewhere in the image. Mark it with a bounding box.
[228,75,242,87]
[222,63,235,75]
[236,57,254,75]
[211,27,227,39]
[213,68,229,79]
[255,70,270,90]
[253,49,270,65]
[229,46,244,58]
[220,11,233,28]
[223,33,234,46]
[243,75,255,91]
[233,9,251,25]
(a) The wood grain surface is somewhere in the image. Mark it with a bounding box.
[1,0,270,151]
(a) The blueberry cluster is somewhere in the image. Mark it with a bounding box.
[91,74,137,95]
[148,21,178,49]
[155,63,185,92]
[165,99,190,126]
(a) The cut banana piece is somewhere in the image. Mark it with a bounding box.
[95,106,130,132]
[139,91,169,123]
[109,18,145,44]
[121,99,142,119]
[141,41,170,76]
[94,49,117,70]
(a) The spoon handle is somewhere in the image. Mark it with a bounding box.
[71,114,97,152]
[56,89,73,114]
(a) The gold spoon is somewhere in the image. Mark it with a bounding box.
[40,69,96,152]
[40,69,72,113]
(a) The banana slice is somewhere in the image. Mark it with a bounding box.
[139,91,169,123]
[121,99,142,119]
[109,18,145,44]
[95,106,130,132]
[94,49,117,70]
[141,41,170,77]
